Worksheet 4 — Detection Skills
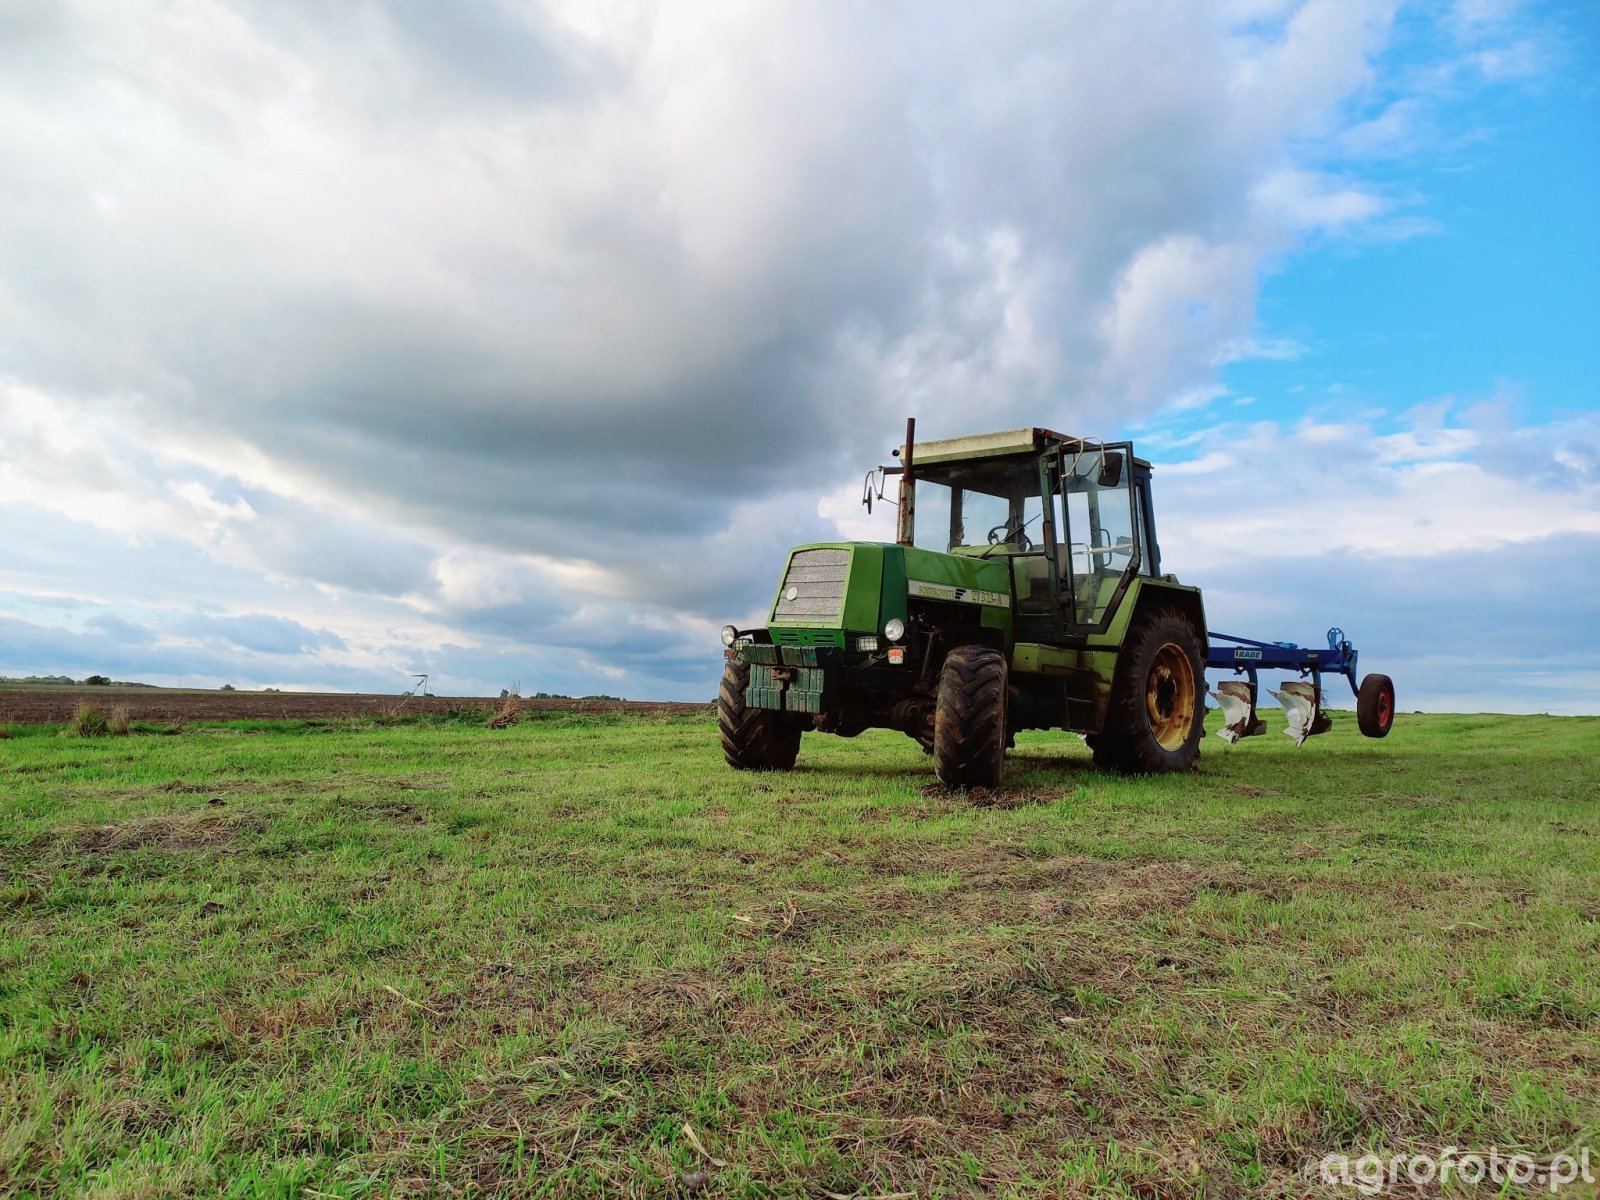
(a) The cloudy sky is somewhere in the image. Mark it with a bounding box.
[1,0,1595,712]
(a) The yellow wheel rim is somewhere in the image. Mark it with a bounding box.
[1146,643,1197,751]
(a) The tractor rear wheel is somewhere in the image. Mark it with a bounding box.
[933,644,1008,790]
[1092,607,1205,774]
[1356,673,1395,738]
[717,658,802,771]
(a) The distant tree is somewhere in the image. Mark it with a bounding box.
[219,683,236,691]
[83,675,111,686]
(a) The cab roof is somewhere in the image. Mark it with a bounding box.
[898,427,1150,470]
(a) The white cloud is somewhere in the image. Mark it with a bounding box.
[1336,98,1425,158]
[1157,409,1600,571]
[167,481,257,526]
[1252,169,1386,230]
[1470,39,1545,81]
[1448,0,1527,36]
[1161,451,1239,476]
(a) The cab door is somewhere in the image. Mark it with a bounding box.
[1007,457,1066,644]
[1058,445,1142,634]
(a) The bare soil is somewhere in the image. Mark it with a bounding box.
[0,685,706,726]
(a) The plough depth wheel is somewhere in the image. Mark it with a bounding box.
[1357,673,1396,738]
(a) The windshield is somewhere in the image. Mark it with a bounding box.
[911,458,1044,554]
[900,440,1142,628]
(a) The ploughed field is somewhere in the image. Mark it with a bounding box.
[2,709,1597,1198]
[0,685,703,726]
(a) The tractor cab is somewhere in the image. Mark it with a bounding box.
[898,429,1159,641]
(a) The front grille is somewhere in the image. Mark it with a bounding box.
[772,548,849,623]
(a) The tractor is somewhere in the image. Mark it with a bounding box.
[717,422,1395,787]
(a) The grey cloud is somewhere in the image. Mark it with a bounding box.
[83,613,157,645]
[0,607,382,695]
[177,612,347,655]
[0,613,237,683]
[0,1,1398,569]
[231,490,438,597]
[1193,534,1600,714]
[259,334,858,539]
[1498,413,1600,490]
[372,1,592,104]
[0,605,704,701]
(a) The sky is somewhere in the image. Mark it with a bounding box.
[0,0,1596,713]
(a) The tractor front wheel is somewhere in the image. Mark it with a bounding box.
[933,645,1008,790]
[718,658,802,771]
[1093,607,1205,774]
[1356,673,1395,738]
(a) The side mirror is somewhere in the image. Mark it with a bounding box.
[861,467,886,513]
[1097,452,1124,489]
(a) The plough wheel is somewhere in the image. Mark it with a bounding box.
[1093,607,1205,774]
[1357,673,1396,739]
[717,658,802,770]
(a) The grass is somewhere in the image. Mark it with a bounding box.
[68,704,111,738]
[1,710,1597,1198]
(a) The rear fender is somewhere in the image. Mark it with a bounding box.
[1125,580,1207,652]
[1076,578,1208,733]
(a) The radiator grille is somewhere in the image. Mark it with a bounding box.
[772,548,850,623]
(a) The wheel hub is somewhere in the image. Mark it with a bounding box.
[1146,643,1196,751]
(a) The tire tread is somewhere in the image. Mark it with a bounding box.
[718,658,801,770]
[1356,672,1395,739]
[933,645,1008,789]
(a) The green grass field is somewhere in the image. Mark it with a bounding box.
[3,710,1597,1198]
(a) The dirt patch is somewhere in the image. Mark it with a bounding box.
[356,800,427,825]
[920,782,1070,809]
[857,794,967,821]
[739,848,1239,945]
[866,844,1235,911]
[67,810,265,854]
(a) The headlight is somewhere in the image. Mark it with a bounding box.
[720,624,738,647]
[884,618,906,643]
[856,635,880,652]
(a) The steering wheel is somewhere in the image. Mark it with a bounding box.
[986,524,1033,552]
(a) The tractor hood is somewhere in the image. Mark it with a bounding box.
[765,541,1013,641]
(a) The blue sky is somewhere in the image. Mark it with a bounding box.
[1224,0,1599,421]
[0,0,1595,713]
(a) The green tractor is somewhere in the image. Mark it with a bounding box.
[718,423,1216,786]
[717,422,1395,786]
